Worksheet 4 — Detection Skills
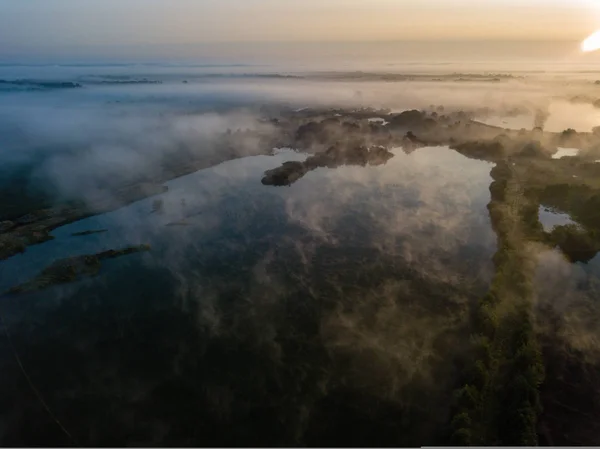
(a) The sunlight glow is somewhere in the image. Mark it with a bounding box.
[582,30,600,52]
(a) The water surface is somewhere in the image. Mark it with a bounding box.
[0,146,496,445]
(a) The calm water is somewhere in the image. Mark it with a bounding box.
[0,146,497,446]
[538,206,577,231]
[477,101,600,133]
[552,147,581,159]
[3,60,600,444]
[0,147,496,293]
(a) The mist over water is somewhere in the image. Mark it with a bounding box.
[3,42,600,446]
[2,53,600,210]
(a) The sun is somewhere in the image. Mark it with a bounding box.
[582,30,600,52]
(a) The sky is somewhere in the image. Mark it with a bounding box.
[1,0,599,58]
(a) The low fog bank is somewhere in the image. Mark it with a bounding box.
[0,84,280,218]
[4,63,600,445]
[3,68,600,209]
